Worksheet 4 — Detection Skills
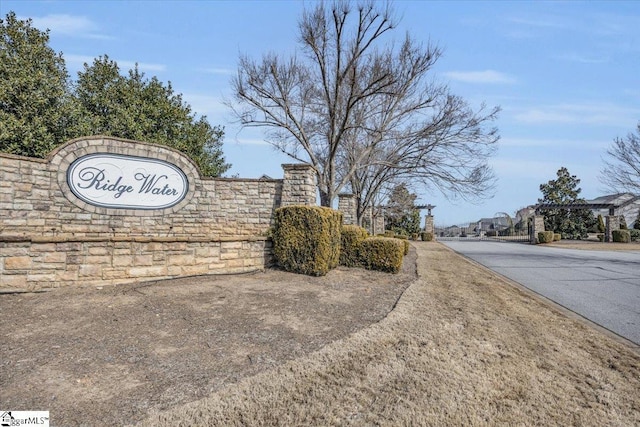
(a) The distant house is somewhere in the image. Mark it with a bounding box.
[515,206,536,226]
[474,216,511,234]
[587,193,640,227]
[445,225,461,237]
[435,225,463,237]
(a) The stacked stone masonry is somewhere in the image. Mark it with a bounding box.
[0,136,316,290]
[605,215,620,243]
[338,194,356,226]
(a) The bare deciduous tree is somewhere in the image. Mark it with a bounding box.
[343,93,499,223]
[229,1,499,209]
[600,122,640,194]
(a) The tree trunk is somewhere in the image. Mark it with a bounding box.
[319,189,332,207]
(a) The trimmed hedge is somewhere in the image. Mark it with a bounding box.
[629,229,640,242]
[359,237,405,273]
[553,233,562,241]
[538,231,554,244]
[421,232,433,241]
[612,229,631,243]
[394,235,410,255]
[340,225,369,267]
[272,206,342,276]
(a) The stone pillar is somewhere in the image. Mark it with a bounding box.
[362,206,374,234]
[338,194,357,225]
[373,211,385,235]
[281,164,316,206]
[424,215,434,235]
[605,215,620,243]
[531,215,545,244]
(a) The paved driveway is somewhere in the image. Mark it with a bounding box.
[441,241,640,345]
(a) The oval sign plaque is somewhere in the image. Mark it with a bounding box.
[67,153,189,210]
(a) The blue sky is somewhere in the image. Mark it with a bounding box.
[2,0,639,225]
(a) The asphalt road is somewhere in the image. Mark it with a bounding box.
[441,241,640,345]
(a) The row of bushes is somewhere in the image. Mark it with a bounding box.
[272,206,407,276]
[352,226,407,272]
[386,230,433,241]
[379,231,410,256]
[543,229,639,243]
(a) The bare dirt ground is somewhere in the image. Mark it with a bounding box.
[0,250,417,427]
[141,243,640,427]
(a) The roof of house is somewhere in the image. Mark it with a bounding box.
[587,192,636,205]
[476,217,510,227]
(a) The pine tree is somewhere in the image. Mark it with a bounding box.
[539,167,595,239]
[385,184,421,236]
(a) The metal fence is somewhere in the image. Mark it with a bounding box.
[434,224,531,242]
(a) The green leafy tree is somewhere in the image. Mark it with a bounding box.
[385,184,421,236]
[538,167,595,239]
[74,56,230,176]
[0,12,79,157]
[0,14,230,176]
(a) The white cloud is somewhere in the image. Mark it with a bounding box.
[592,12,640,37]
[506,15,571,30]
[117,60,166,73]
[234,138,270,146]
[556,53,609,64]
[491,158,561,178]
[444,70,517,85]
[182,94,228,118]
[513,103,640,127]
[63,54,95,67]
[500,137,608,151]
[197,67,235,76]
[64,54,166,74]
[29,14,113,40]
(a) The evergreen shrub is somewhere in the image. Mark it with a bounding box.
[553,233,562,241]
[340,225,369,267]
[538,231,554,244]
[612,230,631,243]
[629,229,640,242]
[620,216,628,230]
[359,237,404,273]
[272,205,342,276]
[421,232,433,241]
[597,214,606,233]
[392,234,410,255]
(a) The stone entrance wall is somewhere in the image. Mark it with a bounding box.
[0,136,316,291]
[530,215,546,244]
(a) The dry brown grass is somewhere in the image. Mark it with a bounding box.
[137,243,640,427]
[547,240,640,251]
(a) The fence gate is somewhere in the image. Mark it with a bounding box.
[434,223,530,242]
